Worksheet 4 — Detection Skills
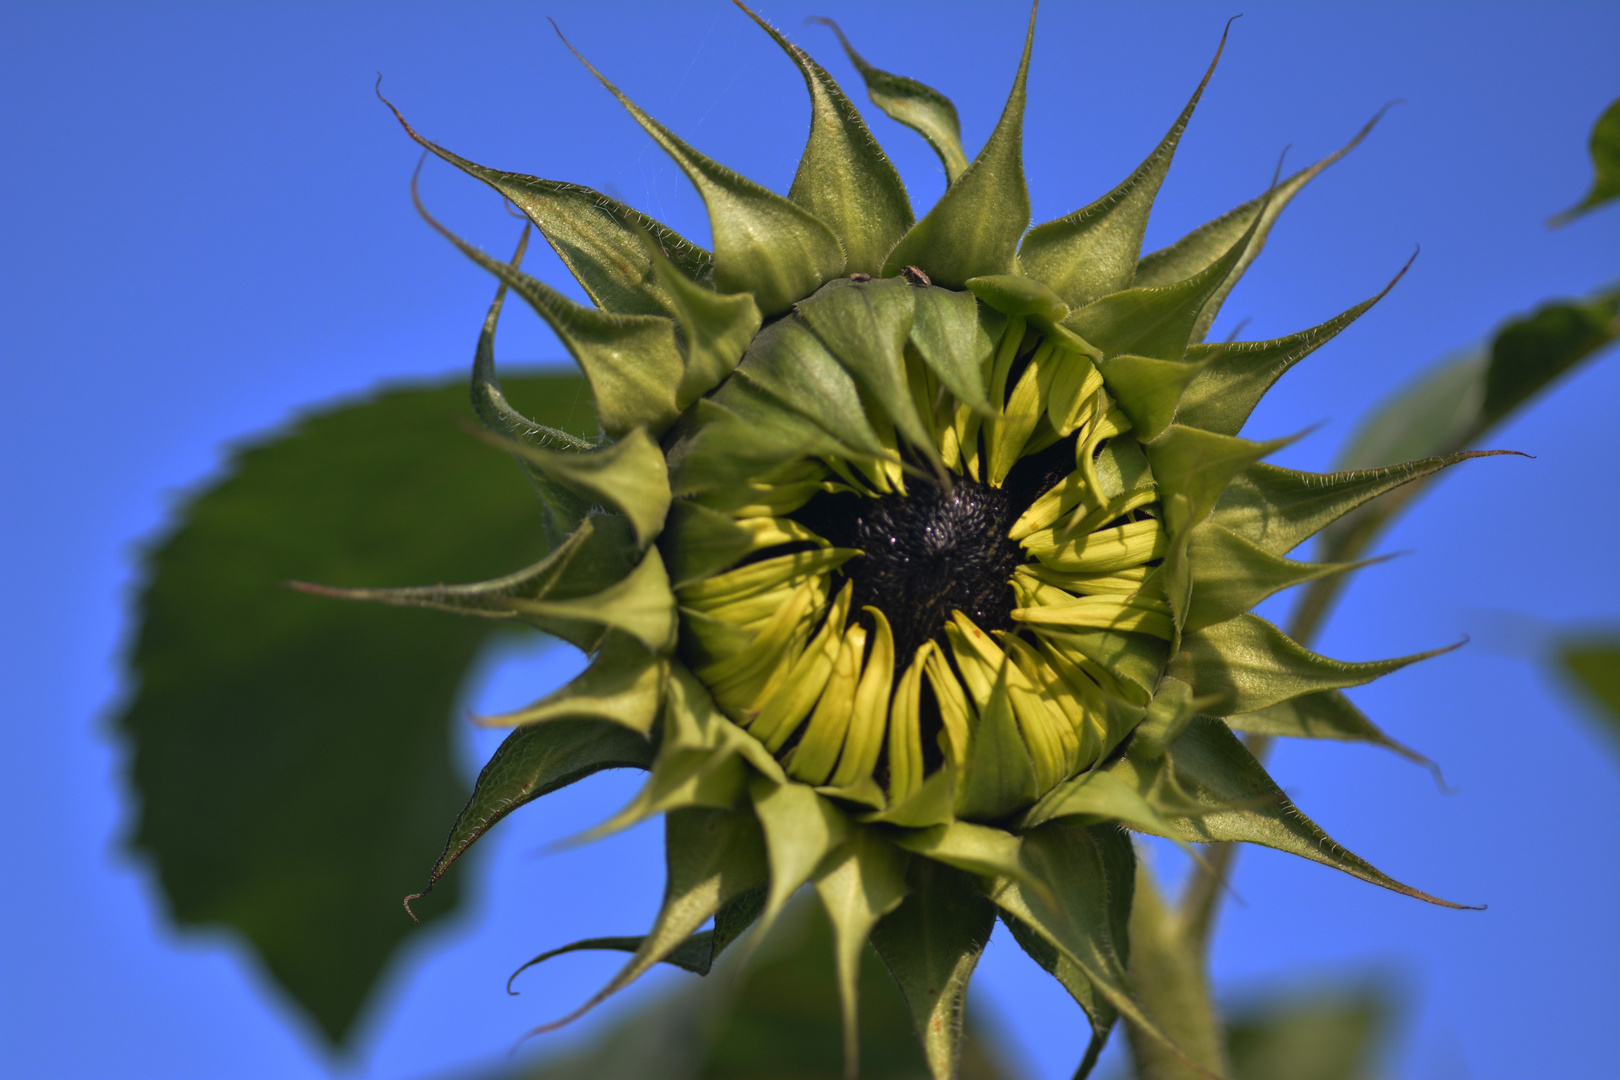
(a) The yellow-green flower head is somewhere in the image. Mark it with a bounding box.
[345,6,1479,1077]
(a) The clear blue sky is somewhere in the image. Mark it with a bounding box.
[3,3,1617,1078]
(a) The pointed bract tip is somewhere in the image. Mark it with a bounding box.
[807,15,862,66]
[1191,14,1240,101]
[406,152,510,285]
[506,954,541,996]
[733,0,800,58]
[547,16,601,82]
[373,77,421,143]
[1272,419,1326,448]
[731,0,778,36]
[1373,97,1406,122]
[284,579,355,599]
[1268,144,1291,191]
[546,16,620,108]
[1309,97,1401,173]
[1388,245,1420,289]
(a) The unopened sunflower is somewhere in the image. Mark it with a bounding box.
[322,6,1482,1077]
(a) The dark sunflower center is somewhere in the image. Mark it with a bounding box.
[794,479,1024,662]
[789,434,1082,665]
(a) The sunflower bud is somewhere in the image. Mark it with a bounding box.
[337,6,1486,1077]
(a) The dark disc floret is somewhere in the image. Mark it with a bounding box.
[798,480,1022,662]
[793,433,1079,664]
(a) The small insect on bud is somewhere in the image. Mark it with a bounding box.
[899,264,931,286]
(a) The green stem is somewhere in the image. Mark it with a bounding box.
[1124,863,1232,1080]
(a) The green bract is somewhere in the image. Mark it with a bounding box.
[330,6,1485,1077]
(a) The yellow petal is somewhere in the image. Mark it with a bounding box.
[749,582,855,750]
[1020,562,1151,595]
[1055,488,1160,543]
[1009,465,1097,540]
[1044,348,1106,437]
[829,607,895,788]
[787,620,867,783]
[1000,632,1084,767]
[945,614,1067,791]
[1024,517,1167,573]
[698,578,820,712]
[922,642,973,766]
[987,338,1053,485]
[677,546,854,608]
[696,477,825,518]
[887,647,929,802]
[1010,574,1173,639]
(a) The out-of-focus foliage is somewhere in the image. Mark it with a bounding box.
[1317,94,1620,589]
[1335,291,1620,476]
[1287,286,1618,640]
[1223,984,1394,1080]
[1556,634,1620,755]
[117,374,592,1044]
[1550,96,1620,225]
[488,899,1015,1080]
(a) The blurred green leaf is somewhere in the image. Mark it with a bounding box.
[1291,288,1619,640]
[1336,288,1619,476]
[1550,96,1620,226]
[1556,634,1620,754]
[493,899,1018,1080]
[1120,865,1229,1080]
[1224,983,1394,1080]
[118,373,592,1045]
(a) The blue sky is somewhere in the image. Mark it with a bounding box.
[3,3,1617,1078]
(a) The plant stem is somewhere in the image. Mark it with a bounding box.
[1125,863,1232,1080]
